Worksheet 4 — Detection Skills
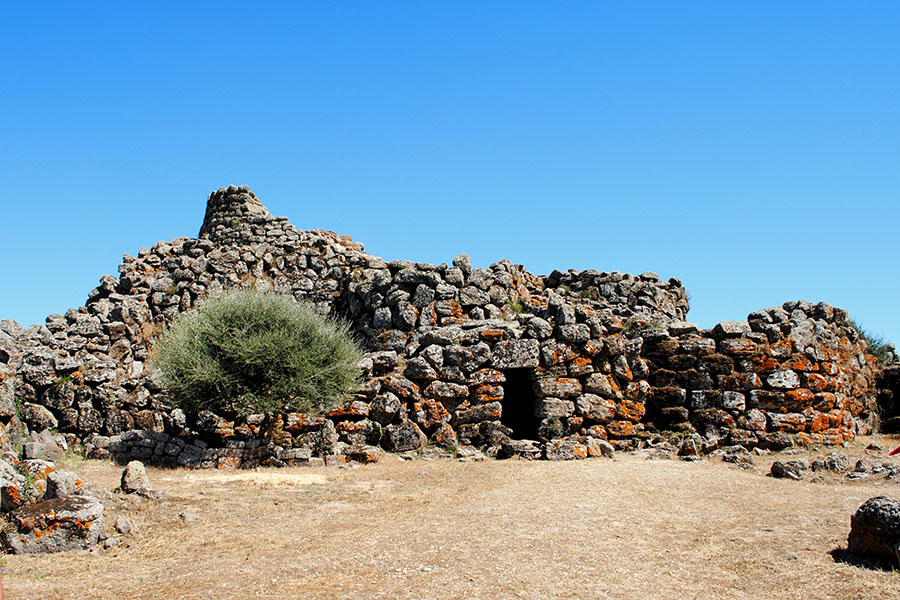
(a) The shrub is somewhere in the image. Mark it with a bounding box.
[537,417,564,441]
[151,289,363,417]
[851,320,895,367]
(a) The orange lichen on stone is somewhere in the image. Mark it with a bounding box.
[413,399,451,429]
[795,432,823,446]
[782,357,815,372]
[804,373,832,392]
[582,339,603,357]
[820,430,847,445]
[217,455,241,468]
[479,329,508,342]
[470,384,503,404]
[769,340,792,356]
[804,409,831,433]
[325,401,369,419]
[624,380,650,401]
[616,399,646,422]
[336,421,368,435]
[768,412,807,432]
[750,355,780,372]
[605,420,636,438]
[586,424,608,439]
[431,423,458,447]
[283,414,327,433]
[784,388,815,409]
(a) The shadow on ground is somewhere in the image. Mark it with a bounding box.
[830,547,898,572]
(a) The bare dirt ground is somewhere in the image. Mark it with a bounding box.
[5,435,900,600]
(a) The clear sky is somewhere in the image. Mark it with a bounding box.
[1,2,897,344]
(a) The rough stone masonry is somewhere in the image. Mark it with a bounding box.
[0,186,883,466]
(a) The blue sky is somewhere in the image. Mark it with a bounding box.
[1,2,898,344]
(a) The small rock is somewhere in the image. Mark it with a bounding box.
[770,459,809,480]
[345,445,383,464]
[178,510,198,524]
[114,514,132,535]
[823,452,850,473]
[854,459,873,473]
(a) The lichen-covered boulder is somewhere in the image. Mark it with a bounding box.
[381,420,426,452]
[848,496,900,564]
[2,495,104,554]
[45,470,86,499]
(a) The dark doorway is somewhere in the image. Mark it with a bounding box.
[500,369,540,440]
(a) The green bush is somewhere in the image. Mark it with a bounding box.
[537,417,564,441]
[151,289,363,417]
[851,320,895,366]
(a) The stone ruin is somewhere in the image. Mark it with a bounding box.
[0,185,885,469]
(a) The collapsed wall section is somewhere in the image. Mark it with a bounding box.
[0,186,881,466]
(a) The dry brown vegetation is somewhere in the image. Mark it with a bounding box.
[5,435,900,600]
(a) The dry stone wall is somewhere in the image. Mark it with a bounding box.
[0,186,880,466]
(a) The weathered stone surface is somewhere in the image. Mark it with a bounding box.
[455,402,503,425]
[121,460,157,497]
[492,339,540,369]
[767,370,801,390]
[848,496,900,564]
[405,357,438,380]
[713,321,751,338]
[345,445,383,464]
[423,380,469,401]
[3,495,104,554]
[381,420,426,452]
[770,459,809,480]
[535,398,574,419]
[0,459,27,511]
[45,470,86,500]
[369,393,402,425]
[533,377,582,399]
[22,403,58,430]
[822,452,851,473]
[543,439,590,461]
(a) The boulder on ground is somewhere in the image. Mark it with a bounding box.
[2,495,104,554]
[44,470,86,500]
[848,496,900,565]
[121,460,163,498]
[770,458,809,480]
[344,445,383,464]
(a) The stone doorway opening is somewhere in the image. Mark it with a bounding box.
[500,369,539,440]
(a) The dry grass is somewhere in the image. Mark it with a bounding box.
[5,435,900,600]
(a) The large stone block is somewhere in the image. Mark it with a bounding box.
[492,339,540,369]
